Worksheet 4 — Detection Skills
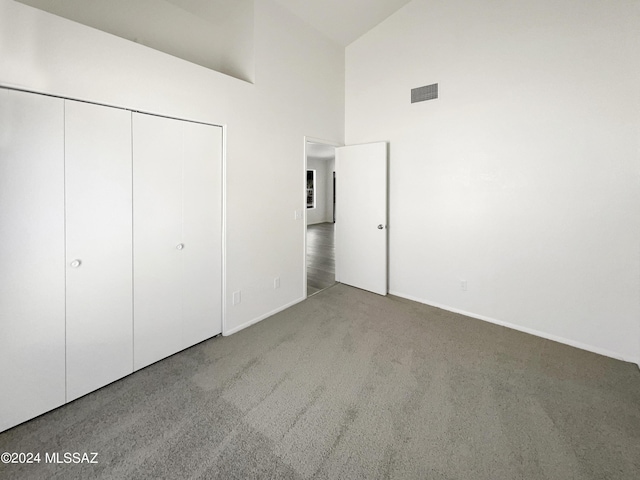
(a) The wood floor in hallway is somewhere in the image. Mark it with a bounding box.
[307,222,336,296]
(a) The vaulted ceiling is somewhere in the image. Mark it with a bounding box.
[273,0,412,46]
[15,0,412,80]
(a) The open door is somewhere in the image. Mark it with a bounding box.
[335,142,388,295]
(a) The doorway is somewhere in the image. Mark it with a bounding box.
[304,138,338,297]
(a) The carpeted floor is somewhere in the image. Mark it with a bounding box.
[1,284,639,479]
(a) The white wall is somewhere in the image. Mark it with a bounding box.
[17,0,255,82]
[0,0,344,335]
[306,157,329,225]
[346,0,640,362]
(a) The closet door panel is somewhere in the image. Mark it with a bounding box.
[0,89,65,431]
[65,100,133,401]
[133,113,183,370]
[182,122,223,347]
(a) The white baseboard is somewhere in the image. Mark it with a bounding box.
[389,290,640,365]
[223,296,306,336]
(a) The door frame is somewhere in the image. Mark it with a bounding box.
[303,136,342,298]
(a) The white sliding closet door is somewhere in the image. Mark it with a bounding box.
[0,89,66,432]
[182,121,223,348]
[133,113,183,370]
[133,113,221,370]
[65,100,133,401]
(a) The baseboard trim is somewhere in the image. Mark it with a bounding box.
[389,290,640,365]
[223,296,306,336]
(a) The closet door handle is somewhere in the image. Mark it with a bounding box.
[176,243,184,251]
[70,259,82,268]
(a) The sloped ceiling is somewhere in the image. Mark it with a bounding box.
[15,0,411,79]
[273,0,412,46]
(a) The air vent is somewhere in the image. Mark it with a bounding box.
[411,83,438,103]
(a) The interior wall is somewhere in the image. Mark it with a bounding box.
[345,0,640,362]
[306,157,329,225]
[0,0,345,336]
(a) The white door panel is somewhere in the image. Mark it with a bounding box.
[335,142,388,295]
[65,100,133,401]
[0,89,66,431]
[182,122,223,347]
[133,113,184,370]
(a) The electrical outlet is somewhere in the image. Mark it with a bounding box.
[232,290,241,305]
[274,277,280,289]
[460,280,467,291]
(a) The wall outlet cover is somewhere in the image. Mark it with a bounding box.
[232,290,241,305]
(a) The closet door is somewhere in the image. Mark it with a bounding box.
[133,113,222,370]
[133,113,184,370]
[182,122,223,348]
[0,89,65,432]
[65,100,133,401]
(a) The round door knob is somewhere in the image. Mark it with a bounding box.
[176,243,184,250]
[377,224,384,230]
[70,259,82,268]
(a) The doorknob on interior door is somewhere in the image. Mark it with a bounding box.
[377,224,385,229]
[176,243,184,250]
[70,259,82,268]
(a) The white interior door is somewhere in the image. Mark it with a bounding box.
[133,113,184,370]
[65,100,133,401]
[335,142,388,295]
[0,89,66,431]
[181,121,223,348]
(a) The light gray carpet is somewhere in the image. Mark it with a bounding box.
[1,284,639,479]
